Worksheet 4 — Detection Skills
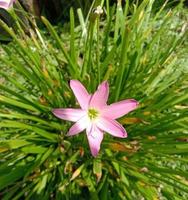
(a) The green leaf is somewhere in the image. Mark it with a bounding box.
[93,159,102,182]
[0,139,30,151]
[0,165,31,190]
[21,145,47,154]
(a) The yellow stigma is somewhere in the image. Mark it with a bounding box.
[88,108,99,120]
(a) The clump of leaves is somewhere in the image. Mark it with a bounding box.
[0,0,188,199]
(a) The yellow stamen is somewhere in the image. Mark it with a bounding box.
[88,108,99,120]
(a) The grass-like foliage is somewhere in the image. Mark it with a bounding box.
[0,0,188,199]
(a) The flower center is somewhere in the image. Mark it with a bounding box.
[88,108,99,120]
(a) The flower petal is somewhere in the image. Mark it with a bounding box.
[102,99,139,119]
[67,116,89,136]
[0,0,15,9]
[52,108,85,122]
[70,80,90,109]
[8,0,15,7]
[86,125,104,157]
[97,117,127,138]
[0,2,9,9]
[89,81,109,109]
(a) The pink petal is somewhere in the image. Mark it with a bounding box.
[97,117,127,138]
[0,0,15,9]
[102,99,139,119]
[52,108,85,122]
[0,2,9,9]
[89,81,109,109]
[67,116,88,136]
[9,0,15,7]
[86,125,104,157]
[70,80,90,109]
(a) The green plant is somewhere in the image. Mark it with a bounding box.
[0,0,188,199]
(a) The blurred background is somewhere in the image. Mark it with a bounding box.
[1,0,188,25]
[19,0,188,23]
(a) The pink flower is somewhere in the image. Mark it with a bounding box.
[53,80,139,157]
[0,0,16,10]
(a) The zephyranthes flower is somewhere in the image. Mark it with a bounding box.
[53,80,139,157]
[0,0,15,10]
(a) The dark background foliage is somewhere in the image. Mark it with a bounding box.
[0,0,187,29]
[16,0,188,24]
